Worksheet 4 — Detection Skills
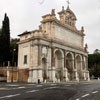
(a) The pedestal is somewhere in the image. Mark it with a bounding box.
[28,70,32,82]
[64,68,69,82]
[75,71,79,81]
[51,67,56,82]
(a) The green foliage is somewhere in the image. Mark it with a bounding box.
[88,54,100,68]
[0,13,10,66]
[0,13,19,66]
[88,53,100,77]
[93,68,100,77]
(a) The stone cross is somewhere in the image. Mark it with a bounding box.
[67,0,70,7]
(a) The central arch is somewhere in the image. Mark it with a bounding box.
[54,50,64,81]
[42,58,47,82]
[66,53,74,80]
[55,50,63,68]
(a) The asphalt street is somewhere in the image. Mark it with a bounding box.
[0,80,100,100]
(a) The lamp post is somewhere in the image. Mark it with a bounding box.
[11,49,16,83]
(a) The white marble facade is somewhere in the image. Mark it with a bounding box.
[18,6,90,83]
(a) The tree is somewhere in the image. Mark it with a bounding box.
[0,13,19,66]
[88,54,100,69]
[88,53,100,77]
[0,13,10,66]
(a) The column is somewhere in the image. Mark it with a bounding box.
[75,71,79,82]
[74,53,76,69]
[86,56,88,70]
[30,43,33,68]
[51,47,55,67]
[7,68,10,82]
[64,68,69,81]
[64,50,66,68]
[74,53,78,81]
[87,72,90,81]
[37,68,43,82]
[51,67,56,82]
[37,44,43,82]
[32,69,37,83]
[38,44,42,66]
[51,47,56,82]
[28,69,32,82]
[83,72,86,80]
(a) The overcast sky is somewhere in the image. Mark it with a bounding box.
[0,0,100,53]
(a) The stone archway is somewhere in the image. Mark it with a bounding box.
[42,58,47,82]
[55,50,64,81]
[66,53,74,80]
[76,55,82,79]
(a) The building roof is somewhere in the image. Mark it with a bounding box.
[18,31,30,36]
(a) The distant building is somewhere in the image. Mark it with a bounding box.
[17,5,90,83]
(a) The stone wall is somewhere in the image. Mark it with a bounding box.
[6,67,29,83]
[54,25,83,47]
[0,67,7,76]
[18,68,29,82]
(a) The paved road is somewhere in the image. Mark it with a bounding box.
[0,80,100,100]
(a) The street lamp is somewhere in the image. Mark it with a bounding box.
[11,49,16,83]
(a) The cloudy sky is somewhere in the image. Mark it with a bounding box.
[0,0,100,53]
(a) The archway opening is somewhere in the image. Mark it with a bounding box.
[66,53,73,80]
[55,50,63,81]
[42,58,47,82]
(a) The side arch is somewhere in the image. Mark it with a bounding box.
[54,49,64,81]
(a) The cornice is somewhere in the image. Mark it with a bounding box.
[18,36,86,53]
[18,31,31,36]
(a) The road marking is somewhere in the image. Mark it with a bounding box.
[82,93,90,98]
[0,88,9,90]
[26,90,39,93]
[76,99,80,100]
[18,86,25,89]
[92,91,98,94]
[49,86,57,89]
[6,94,20,97]
[43,86,57,90]
[27,84,35,86]
[36,85,43,87]
[64,85,70,87]
[6,84,19,87]
[0,88,7,90]
[50,84,56,86]
[0,94,20,99]
[12,86,26,90]
[82,83,89,85]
